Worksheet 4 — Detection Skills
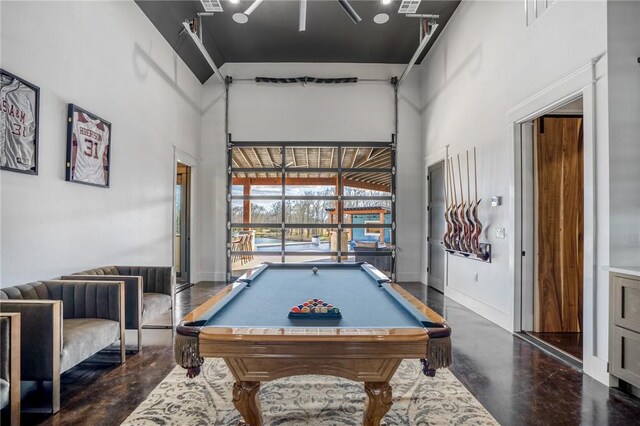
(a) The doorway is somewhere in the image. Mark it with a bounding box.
[175,162,191,287]
[427,160,445,293]
[522,99,584,361]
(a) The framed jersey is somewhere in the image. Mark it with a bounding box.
[66,104,111,188]
[1,69,40,175]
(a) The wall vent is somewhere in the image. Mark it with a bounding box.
[200,0,223,13]
[398,0,421,14]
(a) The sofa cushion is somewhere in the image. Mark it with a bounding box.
[0,378,8,409]
[61,318,120,373]
[0,282,50,300]
[142,293,172,325]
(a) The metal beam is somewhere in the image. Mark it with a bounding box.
[397,22,439,88]
[337,0,361,24]
[182,20,226,86]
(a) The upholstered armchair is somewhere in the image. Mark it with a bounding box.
[0,313,20,425]
[66,266,175,349]
[0,280,125,413]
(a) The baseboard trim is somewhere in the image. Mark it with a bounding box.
[444,286,512,331]
[583,354,609,385]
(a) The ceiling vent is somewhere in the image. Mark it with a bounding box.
[398,0,421,14]
[200,0,223,13]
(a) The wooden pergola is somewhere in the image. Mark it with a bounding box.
[232,146,392,223]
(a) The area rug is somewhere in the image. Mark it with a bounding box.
[122,358,497,425]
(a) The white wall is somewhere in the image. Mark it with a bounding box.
[418,0,610,381]
[0,1,202,285]
[198,63,423,282]
[608,0,640,267]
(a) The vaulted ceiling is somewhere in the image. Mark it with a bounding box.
[136,0,460,84]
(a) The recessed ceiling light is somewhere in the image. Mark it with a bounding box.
[233,13,248,23]
[229,0,239,3]
[374,13,389,24]
[381,0,393,5]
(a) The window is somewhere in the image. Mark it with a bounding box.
[226,141,396,280]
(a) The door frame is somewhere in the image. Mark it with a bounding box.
[173,147,197,286]
[525,114,585,334]
[423,146,449,288]
[508,60,602,381]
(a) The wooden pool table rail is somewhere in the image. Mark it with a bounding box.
[179,281,450,340]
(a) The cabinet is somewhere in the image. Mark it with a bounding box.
[610,272,640,387]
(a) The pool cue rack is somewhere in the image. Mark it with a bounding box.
[445,243,492,263]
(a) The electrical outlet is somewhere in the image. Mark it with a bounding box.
[496,228,506,239]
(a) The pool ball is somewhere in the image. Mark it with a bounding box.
[312,267,319,274]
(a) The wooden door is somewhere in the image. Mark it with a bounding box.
[534,116,584,332]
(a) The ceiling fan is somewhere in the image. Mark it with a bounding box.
[271,148,310,169]
[200,0,363,31]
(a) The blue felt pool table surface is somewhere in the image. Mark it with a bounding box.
[197,263,429,329]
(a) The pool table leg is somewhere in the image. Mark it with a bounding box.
[233,381,263,426]
[363,381,393,426]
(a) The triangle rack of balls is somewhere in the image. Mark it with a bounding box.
[288,299,342,319]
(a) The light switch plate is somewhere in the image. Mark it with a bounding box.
[491,196,502,207]
[496,228,506,239]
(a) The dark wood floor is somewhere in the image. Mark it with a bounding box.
[529,331,583,360]
[20,282,640,426]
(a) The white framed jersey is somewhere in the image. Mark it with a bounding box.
[1,70,39,174]
[66,104,111,187]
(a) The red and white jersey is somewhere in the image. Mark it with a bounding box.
[1,74,37,170]
[72,111,109,185]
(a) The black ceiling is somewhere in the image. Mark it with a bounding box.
[136,0,460,84]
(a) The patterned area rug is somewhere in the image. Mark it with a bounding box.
[122,359,497,425]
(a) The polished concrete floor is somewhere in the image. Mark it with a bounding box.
[20,282,640,426]
[529,331,583,360]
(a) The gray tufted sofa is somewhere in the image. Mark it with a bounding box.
[0,313,20,425]
[0,280,125,413]
[64,266,174,351]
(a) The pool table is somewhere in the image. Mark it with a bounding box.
[175,263,451,426]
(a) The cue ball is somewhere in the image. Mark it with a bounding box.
[312,267,319,274]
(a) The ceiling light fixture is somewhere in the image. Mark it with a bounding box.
[229,0,239,3]
[337,0,362,24]
[233,12,248,23]
[374,13,389,24]
[381,0,393,5]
